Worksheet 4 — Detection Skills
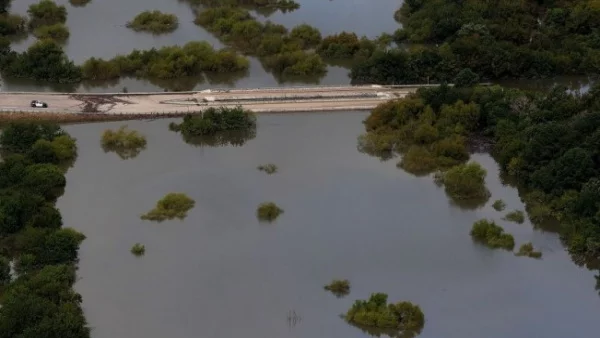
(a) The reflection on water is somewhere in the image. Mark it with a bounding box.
[175,129,257,148]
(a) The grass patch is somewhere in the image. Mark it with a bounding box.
[130,243,145,256]
[324,279,350,297]
[345,293,424,334]
[256,202,283,222]
[101,125,147,159]
[470,219,515,250]
[492,199,506,211]
[515,242,542,259]
[503,210,525,224]
[126,10,179,34]
[141,193,195,222]
[257,163,278,174]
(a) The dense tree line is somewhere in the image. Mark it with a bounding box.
[361,83,600,281]
[351,0,600,84]
[0,122,89,337]
[187,0,299,12]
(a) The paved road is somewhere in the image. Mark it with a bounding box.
[0,86,418,114]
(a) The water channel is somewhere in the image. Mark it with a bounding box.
[57,112,600,338]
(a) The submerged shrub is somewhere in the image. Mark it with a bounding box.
[101,126,147,159]
[436,162,490,201]
[515,242,542,259]
[33,23,69,41]
[324,279,350,297]
[492,199,506,211]
[257,163,278,174]
[28,0,67,28]
[470,219,515,250]
[141,193,195,222]
[170,106,256,137]
[256,202,283,222]
[397,146,437,176]
[131,243,145,256]
[503,210,525,224]
[126,10,179,34]
[345,293,424,334]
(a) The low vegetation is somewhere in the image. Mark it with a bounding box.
[492,199,506,212]
[257,163,277,174]
[27,0,67,29]
[130,243,145,256]
[515,242,542,259]
[126,10,178,34]
[470,219,515,250]
[345,293,424,335]
[33,23,69,41]
[0,13,27,36]
[324,279,350,297]
[0,122,88,336]
[169,106,256,137]
[503,210,525,224]
[256,202,283,222]
[101,125,147,160]
[435,162,490,204]
[141,193,196,222]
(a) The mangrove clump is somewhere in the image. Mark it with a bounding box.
[257,163,277,174]
[169,106,256,137]
[436,162,490,204]
[130,243,146,256]
[515,242,542,259]
[324,279,350,297]
[33,23,69,42]
[27,0,67,29]
[503,210,525,224]
[345,293,424,335]
[470,219,515,250]
[101,125,147,160]
[141,193,195,222]
[126,10,179,34]
[256,202,283,222]
[492,199,506,212]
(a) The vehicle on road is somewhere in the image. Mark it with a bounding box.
[30,100,48,108]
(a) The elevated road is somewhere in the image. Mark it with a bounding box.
[0,85,433,116]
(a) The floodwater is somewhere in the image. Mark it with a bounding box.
[57,112,600,338]
[2,0,402,92]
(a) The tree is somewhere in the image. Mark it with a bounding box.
[27,139,60,164]
[0,122,64,154]
[27,0,67,28]
[0,255,10,285]
[0,190,45,235]
[289,24,322,49]
[22,163,66,201]
[438,162,490,200]
[453,68,479,87]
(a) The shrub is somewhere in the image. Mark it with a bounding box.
[470,219,515,250]
[0,256,10,285]
[126,10,179,34]
[131,243,145,256]
[101,126,147,159]
[324,279,350,297]
[33,23,69,41]
[141,193,195,222]
[492,199,506,211]
[257,163,277,174]
[437,162,490,201]
[256,202,283,222]
[28,0,67,28]
[397,146,437,176]
[515,242,542,259]
[169,106,256,137]
[345,293,424,334]
[0,14,27,36]
[503,210,525,224]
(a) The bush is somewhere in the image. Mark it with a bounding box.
[101,126,147,160]
[126,10,179,34]
[141,193,195,222]
[470,219,515,250]
[130,243,145,256]
[27,0,67,29]
[345,293,425,334]
[492,199,506,211]
[397,146,437,176]
[169,106,256,137]
[256,202,283,222]
[515,242,542,259]
[503,210,525,224]
[0,13,27,36]
[324,279,350,297]
[437,162,490,201]
[33,23,69,41]
[0,256,10,285]
[257,163,277,174]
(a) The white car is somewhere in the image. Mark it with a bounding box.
[30,100,48,108]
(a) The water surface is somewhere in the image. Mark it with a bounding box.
[58,112,600,338]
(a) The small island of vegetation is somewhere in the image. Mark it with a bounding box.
[492,199,506,212]
[169,106,256,137]
[131,243,146,256]
[515,242,543,259]
[101,125,147,160]
[470,219,515,251]
[27,0,67,29]
[33,22,69,41]
[69,0,91,6]
[324,279,350,298]
[141,193,196,222]
[126,10,179,34]
[256,202,283,222]
[435,162,490,206]
[257,163,278,174]
[345,293,424,335]
[503,210,525,224]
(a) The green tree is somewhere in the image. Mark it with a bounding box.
[0,256,10,285]
[22,163,66,201]
[0,190,45,235]
[27,139,60,164]
[438,162,490,201]
[289,24,322,49]
[0,122,64,154]
[27,0,67,28]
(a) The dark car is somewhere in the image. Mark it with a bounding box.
[30,100,48,108]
